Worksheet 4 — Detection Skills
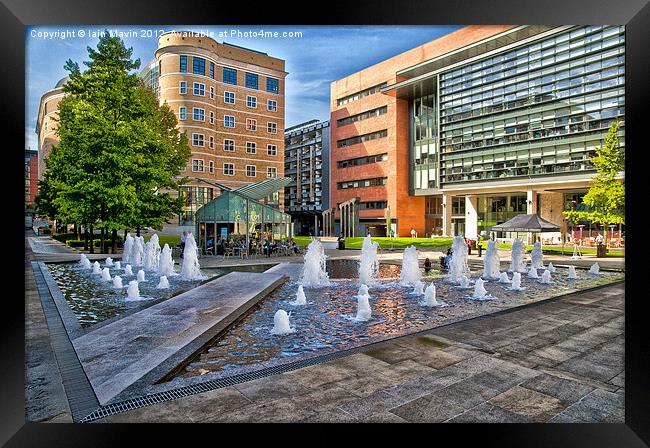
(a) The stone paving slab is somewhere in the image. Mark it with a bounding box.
[72,271,286,405]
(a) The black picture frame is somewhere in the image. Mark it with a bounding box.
[6,0,648,445]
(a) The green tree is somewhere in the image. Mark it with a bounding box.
[35,31,190,253]
[563,120,624,244]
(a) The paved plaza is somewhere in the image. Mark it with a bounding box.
[25,233,624,423]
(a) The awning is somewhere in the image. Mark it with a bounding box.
[491,214,560,233]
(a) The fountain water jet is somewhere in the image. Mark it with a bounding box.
[144,234,161,272]
[157,276,170,289]
[137,270,146,282]
[508,272,526,291]
[358,235,380,285]
[79,254,92,270]
[509,239,527,273]
[498,272,511,283]
[411,281,425,295]
[355,294,372,321]
[472,278,488,299]
[358,284,369,296]
[421,283,446,307]
[547,262,556,273]
[588,262,600,275]
[291,285,307,306]
[568,265,579,279]
[112,275,123,288]
[531,241,544,269]
[115,261,121,270]
[400,246,422,286]
[448,236,470,284]
[158,244,177,277]
[300,239,330,287]
[101,267,112,282]
[92,261,102,275]
[270,310,295,335]
[132,236,145,267]
[126,280,142,301]
[483,240,501,280]
[458,275,472,289]
[105,257,113,267]
[122,234,134,265]
[527,266,540,279]
[124,264,133,276]
[180,233,208,281]
[539,270,552,284]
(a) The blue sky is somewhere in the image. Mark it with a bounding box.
[26,25,462,151]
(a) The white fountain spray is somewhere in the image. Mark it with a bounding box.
[115,261,121,270]
[588,262,600,275]
[412,280,425,295]
[448,236,470,284]
[156,276,170,289]
[158,244,177,277]
[92,261,102,275]
[355,294,372,321]
[509,239,528,273]
[358,284,369,296]
[180,233,208,281]
[271,310,295,335]
[137,269,146,282]
[527,266,540,279]
[400,246,422,286]
[300,238,330,287]
[105,257,114,267]
[531,241,544,269]
[124,264,133,276]
[483,240,501,280]
[132,236,145,267]
[567,265,579,279]
[101,267,112,282]
[80,254,92,270]
[122,233,134,265]
[459,275,471,289]
[422,282,446,307]
[143,234,161,272]
[291,285,307,306]
[498,272,512,284]
[472,278,488,299]
[112,275,123,288]
[126,280,141,301]
[358,235,380,285]
[547,262,556,273]
[539,270,552,284]
[509,272,525,291]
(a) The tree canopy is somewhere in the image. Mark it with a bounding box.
[35,31,190,244]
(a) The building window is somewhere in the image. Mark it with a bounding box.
[267,100,277,112]
[267,144,277,156]
[246,96,257,108]
[266,77,279,93]
[246,118,257,131]
[338,177,387,189]
[337,106,388,127]
[180,55,187,72]
[223,163,235,176]
[223,139,235,151]
[223,67,237,85]
[245,73,258,89]
[209,111,214,124]
[337,129,387,148]
[193,57,205,75]
[192,159,205,172]
[246,142,257,154]
[178,106,186,120]
[246,165,256,177]
[224,91,235,104]
[337,82,387,106]
[209,160,214,173]
[337,153,388,168]
[192,133,204,147]
[224,115,235,128]
[193,82,205,96]
[267,122,277,134]
[267,167,277,178]
[192,108,205,121]
[179,81,187,94]
[209,136,214,149]
[209,86,214,99]
[209,62,214,79]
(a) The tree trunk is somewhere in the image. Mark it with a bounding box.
[137,227,141,237]
[83,224,89,251]
[89,225,94,254]
[112,229,118,254]
[100,228,105,253]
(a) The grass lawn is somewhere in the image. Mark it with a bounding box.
[477,241,624,257]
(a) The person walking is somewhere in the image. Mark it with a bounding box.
[180,231,187,258]
[410,227,417,238]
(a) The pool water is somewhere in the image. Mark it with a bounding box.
[179,263,624,378]
[48,262,276,327]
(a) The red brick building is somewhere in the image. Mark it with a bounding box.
[25,149,39,205]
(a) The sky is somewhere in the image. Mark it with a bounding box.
[25,24,462,151]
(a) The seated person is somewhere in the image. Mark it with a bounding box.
[424,257,432,273]
[263,239,271,257]
[206,237,214,251]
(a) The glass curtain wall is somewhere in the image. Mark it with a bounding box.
[412,78,438,190]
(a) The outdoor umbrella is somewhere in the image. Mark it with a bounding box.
[491,214,560,233]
